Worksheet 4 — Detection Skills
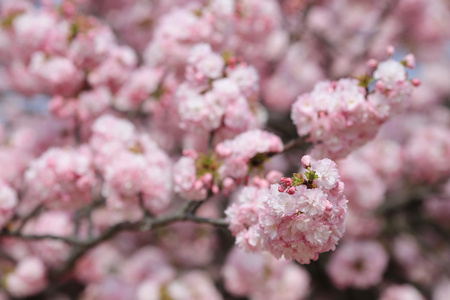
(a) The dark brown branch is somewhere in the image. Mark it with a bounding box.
[1,231,86,246]
[281,136,309,153]
[184,215,228,228]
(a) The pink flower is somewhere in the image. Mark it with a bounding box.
[433,277,450,300]
[291,58,414,159]
[101,135,172,214]
[88,46,137,91]
[225,186,268,251]
[157,222,217,267]
[187,43,225,83]
[311,158,340,190]
[29,52,83,97]
[6,257,48,298]
[12,11,59,59]
[226,64,259,97]
[77,87,111,121]
[298,188,328,216]
[326,240,388,289]
[81,278,135,300]
[166,271,223,300]
[176,84,225,133]
[215,130,283,179]
[392,234,438,285]
[404,125,450,183]
[173,156,208,201]
[379,284,425,300]
[90,115,136,162]
[114,67,163,111]
[0,179,18,229]
[24,146,97,209]
[69,23,116,70]
[374,59,406,89]
[121,247,175,286]
[259,156,347,264]
[222,247,310,300]
[75,243,124,284]
[338,156,387,211]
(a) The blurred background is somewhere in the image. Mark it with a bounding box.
[0,0,450,299]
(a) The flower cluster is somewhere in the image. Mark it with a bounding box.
[24,146,97,210]
[91,115,172,215]
[291,54,417,159]
[0,0,449,299]
[174,129,283,200]
[5,257,48,298]
[176,43,262,135]
[226,155,347,264]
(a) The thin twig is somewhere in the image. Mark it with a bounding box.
[1,231,86,246]
[15,204,43,233]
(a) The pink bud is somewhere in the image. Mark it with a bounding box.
[278,185,287,193]
[404,54,415,69]
[411,78,421,87]
[286,186,296,195]
[223,177,235,189]
[211,185,219,194]
[182,149,198,159]
[323,201,334,218]
[195,72,205,81]
[222,177,235,195]
[201,173,213,186]
[386,45,395,56]
[301,155,311,168]
[375,80,386,92]
[367,59,378,68]
[284,177,293,186]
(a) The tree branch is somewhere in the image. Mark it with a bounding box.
[1,231,86,246]
[45,200,228,279]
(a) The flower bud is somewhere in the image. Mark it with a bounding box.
[411,78,421,87]
[286,186,296,195]
[301,155,311,168]
[386,45,395,56]
[278,185,287,193]
[404,54,415,69]
[367,59,378,68]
